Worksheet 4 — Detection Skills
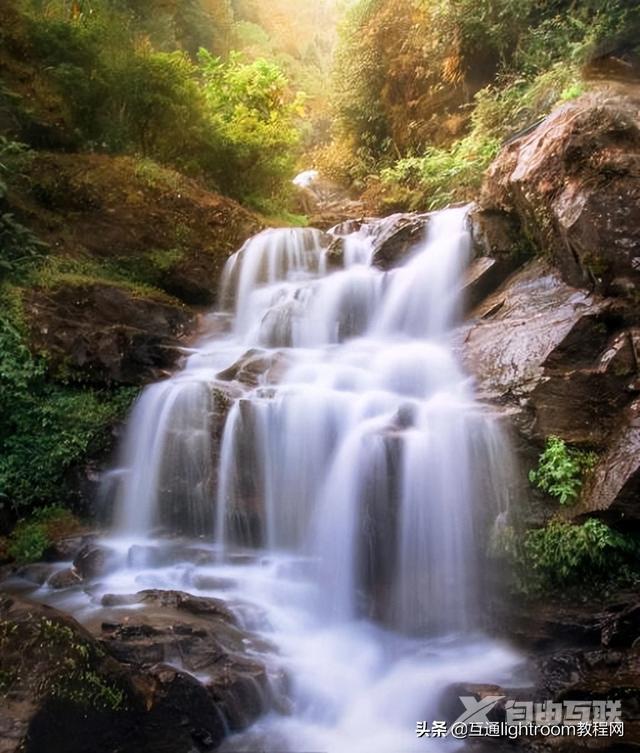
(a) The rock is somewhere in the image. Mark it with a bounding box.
[73,543,118,580]
[14,563,57,586]
[460,260,629,445]
[462,256,516,312]
[601,602,640,648]
[578,398,640,523]
[25,282,194,385]
[479,91,640,300]
[370,214,429,270]
[0,591,272,753]
[47,567,82,589]
[107,589,238,623]
[217,349,291,387]
[438,682,512,725]
[325,236,345,269]
[44,533,97,562]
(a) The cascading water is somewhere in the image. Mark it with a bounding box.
[101,208,522,751]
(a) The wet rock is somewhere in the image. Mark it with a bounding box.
[44,533,97,562]
[73,543,118,580]
[370,214,429,270]
[217,349,291,387]
[47,567,82,589]
[25,282,194,385]
[0,591,272,753]
[462,256,517,312]
[438,683,512,725]
[479,91,640,300]
[14,563,57,586]
[578,398,640,523]
[121,589,237,623]
[460,260,627,445]
[325,235,345,269]
[601,603,640,648]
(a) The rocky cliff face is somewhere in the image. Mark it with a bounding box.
[468,89,640,529]
[460,89,640,748]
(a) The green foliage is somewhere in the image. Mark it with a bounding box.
[0,138,48,280]
[330,0,640,204]
[529,436,597,505]
[20,0,309,207]
[524,519,640,590]
[381,134,500,210]
[0,287,137,509]
[199,50,304,203]
[6,505,79,563]
[492,518,640,595]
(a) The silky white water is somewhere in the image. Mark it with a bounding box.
[51,208,523,751]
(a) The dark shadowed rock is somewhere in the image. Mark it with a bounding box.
[44,533,98,562]
[578,398,640,523]
[325,235,346,269]
[25,282,194,385]
[73,543,118,579]
[0,590,273,753]
[47,567,82,589]
[462,256,517,312]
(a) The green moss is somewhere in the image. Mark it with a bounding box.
[34,256,180,304]
[0,283,138,510]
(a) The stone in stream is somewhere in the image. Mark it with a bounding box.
[73,542,119,580]
[370,214,429,270]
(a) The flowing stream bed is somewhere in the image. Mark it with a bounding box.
[23,207,528,752]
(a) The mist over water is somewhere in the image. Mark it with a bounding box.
[93,207,522,751]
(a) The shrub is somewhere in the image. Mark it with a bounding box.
[529,436,597,505]
[7,506,80,563]
[199,50,305,204]
[491,518,640,594]
[0,287,137,510]
[0,138,48,281]
[524,519,640,590]
[381,134,500,210]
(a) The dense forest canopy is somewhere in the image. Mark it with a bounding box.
[320,0,640,209]
[1,0,342,209]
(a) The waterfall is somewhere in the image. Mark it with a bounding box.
[106,206,521,751]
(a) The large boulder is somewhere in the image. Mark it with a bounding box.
[477,91,640,301]
[459,260,635,446]
[370,214,429,270]
[25,281,194,385]
[578,397,640,523]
